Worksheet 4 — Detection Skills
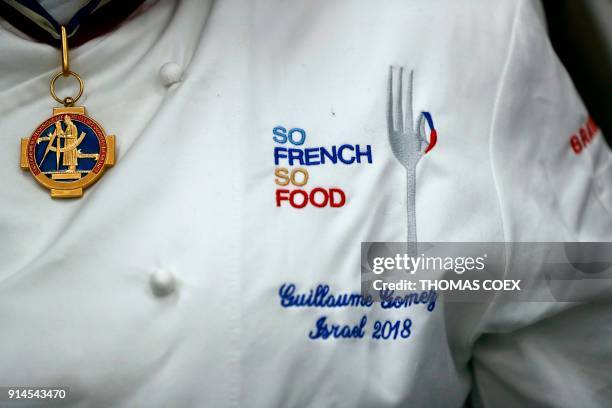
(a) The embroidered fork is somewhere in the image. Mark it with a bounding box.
[387,67,436,247]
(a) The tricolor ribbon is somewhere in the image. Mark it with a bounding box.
[421,111,437,154]
[0,0,145,48]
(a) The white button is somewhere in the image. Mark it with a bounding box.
[150,269,176,297]
[159,62,183,86]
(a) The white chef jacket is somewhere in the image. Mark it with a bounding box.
[0,0,611,407]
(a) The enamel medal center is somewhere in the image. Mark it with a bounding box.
[21,110,115,198]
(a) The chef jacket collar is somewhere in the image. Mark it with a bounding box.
[0,0,146,48]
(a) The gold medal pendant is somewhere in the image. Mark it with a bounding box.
[20,26,115,198]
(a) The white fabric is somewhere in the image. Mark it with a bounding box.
[0,0,610,407]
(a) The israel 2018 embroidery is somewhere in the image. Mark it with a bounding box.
[19,26,115,198]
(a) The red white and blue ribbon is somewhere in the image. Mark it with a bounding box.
[0,0,145,47]
[421,111,438,154]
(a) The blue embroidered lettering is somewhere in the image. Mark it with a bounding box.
[338,144,355,164]
[288,149,304,166]
[274,147,288,165]
[308,316,367,340]
[355,144,373,164]
[279,284,374,308]
[320,146,338,164]
[380,289,437,312]
[304,148,321,165]
[274,145,373,166]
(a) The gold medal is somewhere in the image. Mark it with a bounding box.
[20,26,115,198]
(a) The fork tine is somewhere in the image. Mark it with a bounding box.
[387,66,395,133]
[396,66,404,132]
[405,69,414,133]
[415,112,426,151]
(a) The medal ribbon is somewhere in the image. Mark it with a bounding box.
[0,0,145,47]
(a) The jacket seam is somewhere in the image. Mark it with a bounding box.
[468,0,525,347]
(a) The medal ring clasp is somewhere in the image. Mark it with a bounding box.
[51,26,83,107]
[50,70,84,107]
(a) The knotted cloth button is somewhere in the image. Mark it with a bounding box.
[159,62,183,86]
[150,269,176,297]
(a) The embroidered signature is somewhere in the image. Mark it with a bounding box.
[279,283,437,311]
[308,316,413,341]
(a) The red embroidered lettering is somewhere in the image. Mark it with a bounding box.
[570,117,599,155]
